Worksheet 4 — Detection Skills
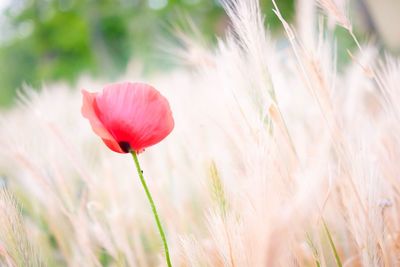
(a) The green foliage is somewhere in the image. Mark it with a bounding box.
[0,0,294,106]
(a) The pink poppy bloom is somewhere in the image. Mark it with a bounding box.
[81,82,174,153]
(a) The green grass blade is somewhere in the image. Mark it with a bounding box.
[322,219,342,267]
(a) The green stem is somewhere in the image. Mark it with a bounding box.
[322,219,342,267]
[130,151,172,267]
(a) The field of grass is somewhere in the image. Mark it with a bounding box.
[1,0,400,266]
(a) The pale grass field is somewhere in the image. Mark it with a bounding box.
[1,0,400,266]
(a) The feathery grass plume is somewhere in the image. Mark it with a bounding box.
[208,161,228,217]
[316,0,351,31]
[0,188,42,267]
[295,0,316,49]
[316,0,362,50]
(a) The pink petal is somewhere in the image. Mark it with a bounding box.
[81,89,124,153]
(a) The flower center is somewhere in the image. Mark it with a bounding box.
[118,141,131,153]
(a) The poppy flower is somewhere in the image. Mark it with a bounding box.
[81,82,174,153]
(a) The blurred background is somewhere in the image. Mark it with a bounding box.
[0,0,399,107]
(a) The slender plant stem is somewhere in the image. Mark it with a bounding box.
[322,219,342,267]
[130,151,172,267]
